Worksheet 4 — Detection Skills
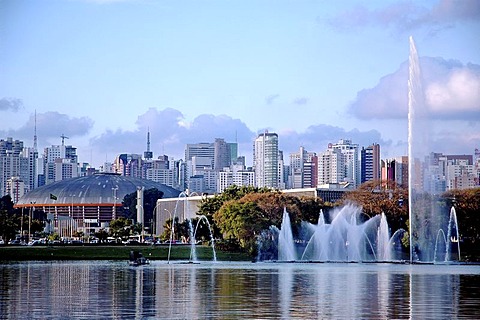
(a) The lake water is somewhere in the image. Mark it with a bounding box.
[1,261,479,319]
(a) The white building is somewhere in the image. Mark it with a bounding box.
[0,138,23,197]
[318,139,360,188]
[253,132,279,188]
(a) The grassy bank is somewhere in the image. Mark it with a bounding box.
[0,245,251,262]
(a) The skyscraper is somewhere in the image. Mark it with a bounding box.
[0,138,23,197]
[253,132,279,188]
[361,143,381,183]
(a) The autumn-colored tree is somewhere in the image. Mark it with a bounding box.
[340,180,409,232]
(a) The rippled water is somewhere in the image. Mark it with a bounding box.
[1,261,479,319]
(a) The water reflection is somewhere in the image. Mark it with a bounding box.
[0,262,479,319]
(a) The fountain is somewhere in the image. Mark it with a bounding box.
[256,37,461,264]
[191,215,217,262]
[408,36,460,263]
[168,191,217,263]
[258,205,406,263]
[278,208,297,261]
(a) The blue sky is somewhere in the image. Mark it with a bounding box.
[1,0,479,166]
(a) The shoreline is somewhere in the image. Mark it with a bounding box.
[0,245,250,262]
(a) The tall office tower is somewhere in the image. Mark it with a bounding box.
[44,144,78,184]
[227,142,238,164]
[253,132,279,188]
[184,142,214,191]
[113,154,142,177]
[214,138,230,171]
[289,146,317,189]
[185,142,215,165]
[0,138,23,197]
[20,147,38,193]
[361,143,381,184]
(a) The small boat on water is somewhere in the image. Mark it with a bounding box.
[129,250,150,266]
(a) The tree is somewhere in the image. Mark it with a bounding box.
[340,180,408,232]
[214,200,265,255]
[122,188,164,226]
[94,229,109,243]
[197,185,275,239]
[109,217,132,240]
[211,190,326,255]
[0,195,18,242]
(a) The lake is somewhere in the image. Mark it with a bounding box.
[1,261,479,319]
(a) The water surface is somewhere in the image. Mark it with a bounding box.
[1,261,479,319]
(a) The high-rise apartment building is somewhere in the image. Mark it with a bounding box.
[318,139,361,188]
[0,138,23,197]
[214,138,230,171]
[253,132,279,188]
[289,147,317,189]
[318,147,343,186]
[44,144,78,184]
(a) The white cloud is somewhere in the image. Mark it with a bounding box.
[349,57,480,121]
[327,0,480,33]
[426,68,480,115]
[89,108,255,160]
[0,111,93,144]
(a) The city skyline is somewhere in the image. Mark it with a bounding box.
[1,0,479,167]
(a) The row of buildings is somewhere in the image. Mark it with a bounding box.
[2,132,480,203]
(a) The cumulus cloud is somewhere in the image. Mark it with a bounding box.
[279,124,390,155]
[0,111,93,143]
[348,57,480,121]
[89,108,256,159]
[327,0,480,33]
[426,67,480,117]
[0,97,23,112]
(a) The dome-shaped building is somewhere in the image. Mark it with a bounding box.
[15,173,181,237]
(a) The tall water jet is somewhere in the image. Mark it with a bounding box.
[377,213,391,261]
[193,215,217,262]
[408,36,456,262]
[446,207,461,261]
[278,208,296,261]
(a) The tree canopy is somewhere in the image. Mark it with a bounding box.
[122,188,164,228]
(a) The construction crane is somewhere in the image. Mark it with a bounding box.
[60,134,69,146]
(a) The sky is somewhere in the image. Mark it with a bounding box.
[1,0,479,167]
